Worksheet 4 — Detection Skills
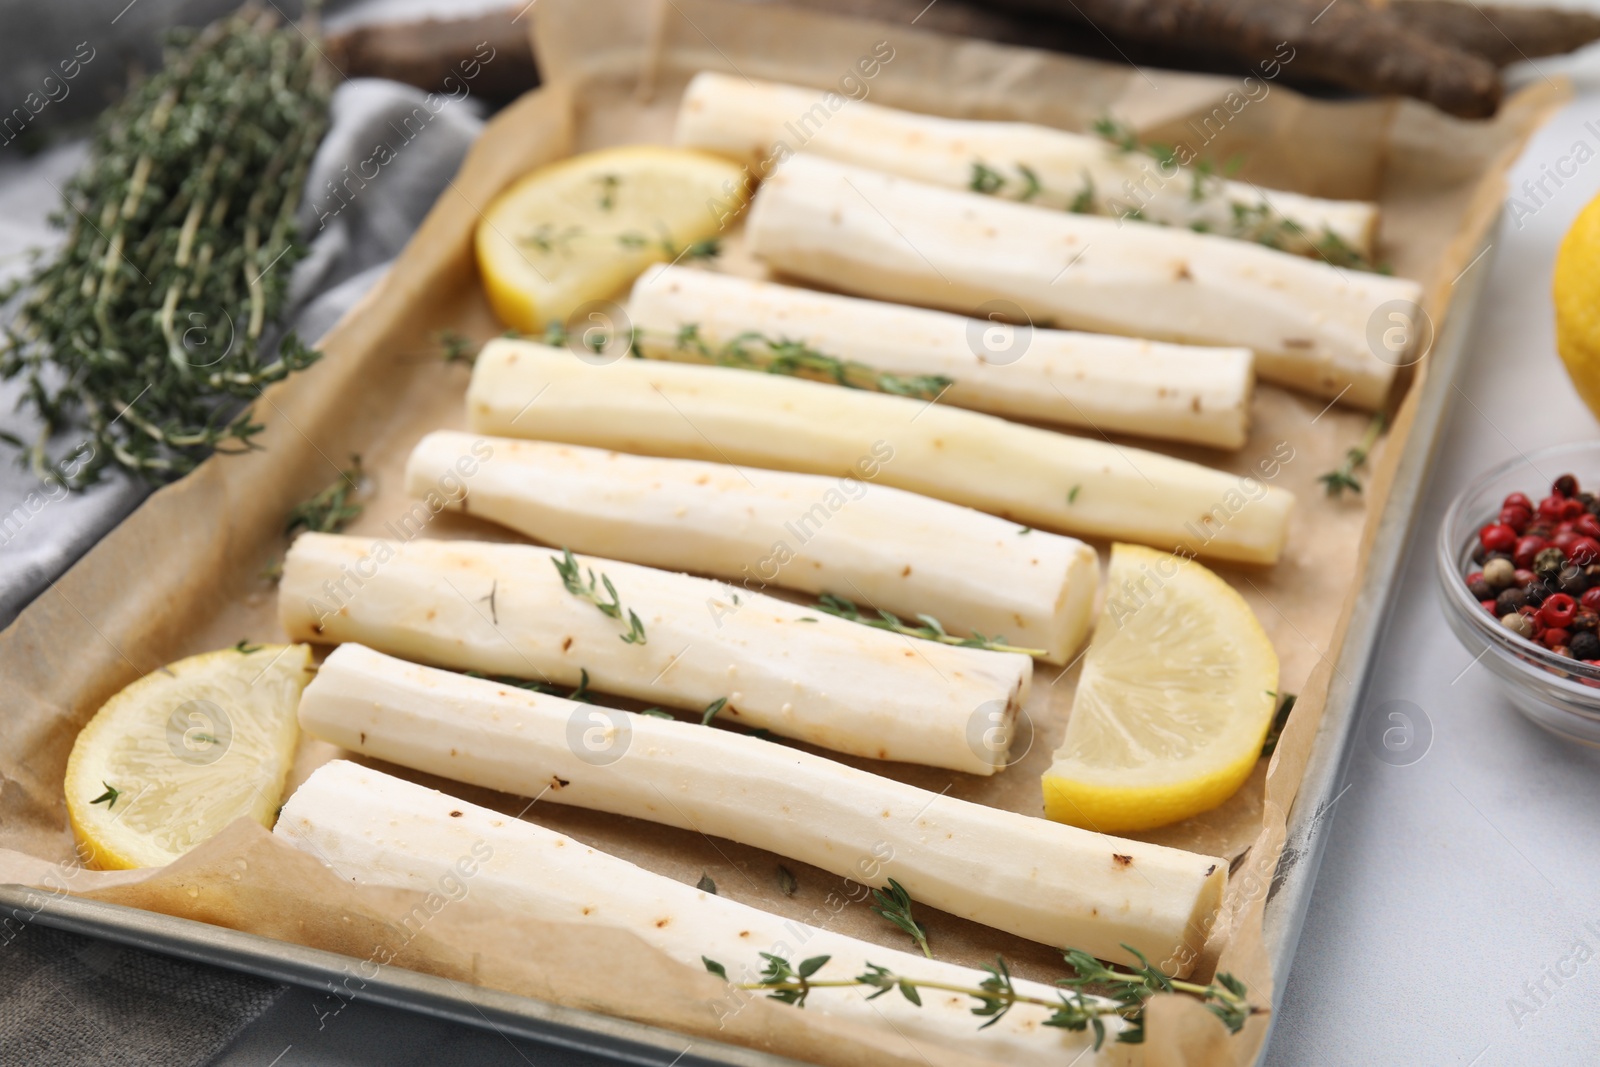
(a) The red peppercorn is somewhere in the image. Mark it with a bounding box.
[1515,568,1537,586]
[1539,496,1566,521]
[1563,499,1586,520]
[1481,523,1518,554]
[1500,506,1532,532]
[1505,491,1534,511]
[1554,529,1581,553]
[1555,474,1579,498]
[1583,588,1600,612]
[1482,599,1498,614]
[1540,593,1579,628]
[1515,536,1548,570]
[1577,515,1600,541]
[1572,537,1600,566]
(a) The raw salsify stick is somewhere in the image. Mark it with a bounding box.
[744,153,1424,409]
[675,71,1379,257]
[465,340,1295,564]
[277,533,1031,774]
[627,264,1255,449]
[297,645,1229,971]
[277,760,1126,1064]
[407,430,1098,663]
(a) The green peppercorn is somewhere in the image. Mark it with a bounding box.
[1502,612,1535,638]
[1483,557,1517,591]
[1535,546,1567,577]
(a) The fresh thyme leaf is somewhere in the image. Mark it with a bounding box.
[1319,414,1385,498]
[1017,527,1032,535]
[815,594,1046,657]
[439,330,480,364]
[969,161,1005,195]
[666,323,950,401]
[0,11,332,488]
[286,455,365,535]
[776,864,798,897]
[638,707,675,719]
[595,173,620,211]
[90,782,121,810]
[1068,173,1096,215]
[796,616,818,623]
[1068,484,1081,504]
[232,639,262,654]
[700,697,729,726]
[870,878,931,958]
[553,548,648,644]
[697,873,718,894]
[702,956,728,980]
[1015,163,1042,202]
[461,668,596,704]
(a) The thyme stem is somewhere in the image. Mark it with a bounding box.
[816,594,1046,657]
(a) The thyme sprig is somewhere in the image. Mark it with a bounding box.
[705,944,1260,1049]
[0,10,333,487]
[90,782,122,810]
[463,668,594,704]
[816,594,1046,657]
[965,118,1384,272]
[1319,414,1386,498]
[286,455,365,535]
[553,548,647,644]
[870,878,931,957]
[670,324,951,401]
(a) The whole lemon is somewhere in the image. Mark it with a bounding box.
[1555,192,1600,420]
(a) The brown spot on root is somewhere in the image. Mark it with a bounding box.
[1205,864,1217,876]
[1113,853,1133,868]
[1175,262,1193,281]
[450,748,458,757]
[655,918,671,928]
[739,930,751,938]
[426,609,437,620]
[551,776,570,789]
[562,636,573,652]
[312,623,324,634]
[449,810,463,818]
[901,564,912,577]
[1284,338,1314,349]
[359,732,366,745]
[1192,396,1202,413]
[877,749,888,759]
[582,906,593,915]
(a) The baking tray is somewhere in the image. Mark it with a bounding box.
[0,229,1500,1063]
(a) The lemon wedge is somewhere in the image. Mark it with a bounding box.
[1555,192,1600,422]
[64,644,312,869]
[475,146,750,332]
[1043,544,1278,833]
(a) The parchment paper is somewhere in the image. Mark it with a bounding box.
[0,1,1568,1064]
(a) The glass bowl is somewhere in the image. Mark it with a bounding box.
[1437,441,1600,746]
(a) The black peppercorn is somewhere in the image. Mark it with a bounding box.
[1496,587,1529,615]
[1555,474,1579,498]
[1558,566,1589,596]
[1570,631,1600,660]
[1535,547,1567,577]
[1468,576,1494,600]
[1523,581,1549,607]
[1572,610,1600,633]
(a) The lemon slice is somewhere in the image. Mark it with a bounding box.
[1555,192,1600,421]
[476,145,750,332]
[1043,544,1278,833]
[65,644,312,869]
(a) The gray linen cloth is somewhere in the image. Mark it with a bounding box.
[0,68,486,1065]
